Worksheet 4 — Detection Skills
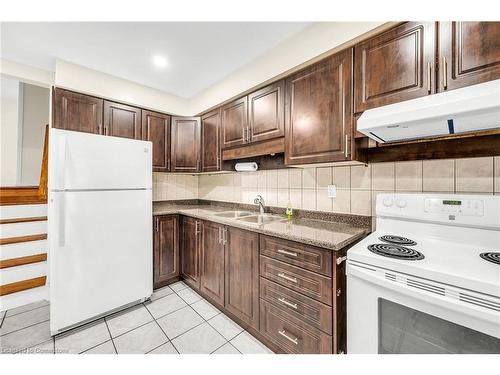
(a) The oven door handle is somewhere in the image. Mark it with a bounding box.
[347,262,500,325]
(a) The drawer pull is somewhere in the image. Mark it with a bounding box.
[278,330,298,345]
[277,249,297,257]
[278,297,298,310]
[278,273,297,283]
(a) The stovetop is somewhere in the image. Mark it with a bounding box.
[348,230,500,297]
[348,193,500,297]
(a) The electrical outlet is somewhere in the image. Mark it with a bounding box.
[327,185,337,198]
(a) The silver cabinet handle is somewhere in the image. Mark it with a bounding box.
[247,126,251,142]
[427,61,432,93]
[344,134,350,158]
[278,273,297,283]
[242,127,246,142]
[278,330,298,345]
[222,227,227,245]
[218,226,222,244]
[278,297,298,310]
[442,57,448,90]
[277,249,297,257]
[195,221,201,235]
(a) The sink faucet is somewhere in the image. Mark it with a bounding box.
[254,195,266,214]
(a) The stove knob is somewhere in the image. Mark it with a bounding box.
[383,197,394,207]
[396,199,407,208]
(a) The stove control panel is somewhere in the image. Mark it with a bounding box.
[424,198,484,216]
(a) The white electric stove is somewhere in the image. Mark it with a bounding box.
[347,193,500,354]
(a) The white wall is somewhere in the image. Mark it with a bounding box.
[0,76,20,186]
[188,22,388,114]
[20,83,50,185]
[0,58,54,87]
[55,60,190,116]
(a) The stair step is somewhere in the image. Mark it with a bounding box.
[0,234,47,246]
[0,216,47,224]
[0,220,47,238]
[0,276,47,296]
[0,239,47,260]
[0,253,47,269]
[0,204,47,220]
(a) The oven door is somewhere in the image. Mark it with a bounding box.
[347,261,500,354]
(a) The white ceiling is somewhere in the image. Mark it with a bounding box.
[1,22,310,98]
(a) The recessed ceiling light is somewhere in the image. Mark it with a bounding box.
[152,55,168,68]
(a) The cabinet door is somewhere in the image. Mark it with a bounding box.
[53,88,103,134]
[285,49,353,165]
[224,227,259,330]
[221,97,248,149]
[142,110,170,172]
[248,81,285,143]
[201,109,221,172]
[103,101,142,139]
[171,117,201,172]
[439,22,500,91]
[153,215,179,289]
[200,221,224,306]
[354,22,436,113]
[181,216,201,290]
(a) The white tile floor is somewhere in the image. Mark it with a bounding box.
[0,281,273,354]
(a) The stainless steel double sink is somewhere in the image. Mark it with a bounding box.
[212,210,286,224]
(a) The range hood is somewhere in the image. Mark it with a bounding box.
[357,79,500,143]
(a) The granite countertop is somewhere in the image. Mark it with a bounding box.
[153,202,370,251]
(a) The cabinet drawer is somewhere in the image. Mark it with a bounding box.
[260,235,332,276]
[260,278,332,334]
[260,299,332,354]
[260,256,332,305]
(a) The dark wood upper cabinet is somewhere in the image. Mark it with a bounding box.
[142,110,170,172]
[438,22,500,91]
[285,49,353,165]
[181,216,201,290]
[224,227,259,330]
[201,109,221,172]
[248,80,285,143]
[103,101,142,139]
[153,215,179,289]
[53,88,103,134]
[171,117,201,172]
[221,97,248,149]
[200,220,225,307]
[354,22,436,113]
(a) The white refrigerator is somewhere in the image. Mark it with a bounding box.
[48,128,153,335]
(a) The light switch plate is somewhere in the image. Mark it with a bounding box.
[327,185,336,198]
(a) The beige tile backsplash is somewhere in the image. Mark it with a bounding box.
[154,156,500,217]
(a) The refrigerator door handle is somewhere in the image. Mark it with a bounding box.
[58,194,66,247]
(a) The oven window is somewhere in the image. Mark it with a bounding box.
[378,299,500,354]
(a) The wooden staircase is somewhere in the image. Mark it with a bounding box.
[0,125,49,311]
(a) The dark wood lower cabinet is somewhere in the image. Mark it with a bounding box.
[173,217,346,354]
[224,227,259,330]
[260,299,332,354]
[180,216,201,290]
[200,220,225,307]
[153,215,179,289]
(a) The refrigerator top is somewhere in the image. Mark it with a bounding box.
[48,128,152,191]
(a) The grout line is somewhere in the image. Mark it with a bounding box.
[209,339,231,354]
[103,318,118,354]
[4,301,50,318]
[0,317,50,338]
[0,312,5,329]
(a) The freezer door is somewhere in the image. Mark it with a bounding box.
[48,128,152,191]
[49,189,152,334]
